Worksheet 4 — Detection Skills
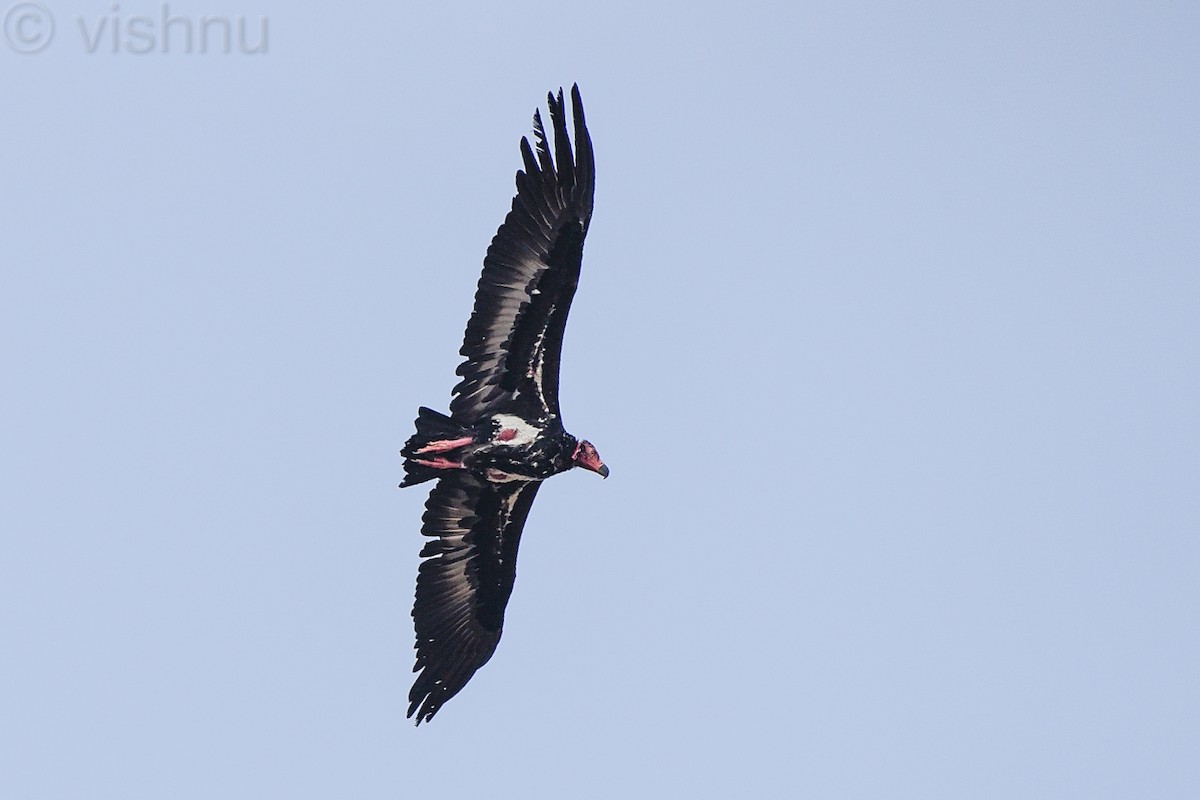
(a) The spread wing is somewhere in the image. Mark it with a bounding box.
[408,473,542,724]
[450,85,595,424]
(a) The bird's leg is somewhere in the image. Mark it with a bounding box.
[411,456,465,470]
[414,436,474,454]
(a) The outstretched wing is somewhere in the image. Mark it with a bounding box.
[450,85,596,424]
[408,472,542,724]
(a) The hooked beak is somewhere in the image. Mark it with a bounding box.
[573,440,609,479]
[579,456,609,479]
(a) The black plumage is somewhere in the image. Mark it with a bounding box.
[400,86,607,724]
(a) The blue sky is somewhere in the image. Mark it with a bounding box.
[2,1,1197,797]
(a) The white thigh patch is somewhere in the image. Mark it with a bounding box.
[489,414,541,447]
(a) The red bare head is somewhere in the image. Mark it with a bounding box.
[572,440,609,478]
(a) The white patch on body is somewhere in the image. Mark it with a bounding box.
[489,414,540,447]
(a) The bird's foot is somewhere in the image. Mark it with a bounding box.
[414,436,474,454]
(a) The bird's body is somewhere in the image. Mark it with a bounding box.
[402,408,595,485]
[399,86,606,724]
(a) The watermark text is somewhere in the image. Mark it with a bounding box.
[4,3,269,54]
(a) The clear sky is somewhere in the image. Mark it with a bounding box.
[2,1,1197,797]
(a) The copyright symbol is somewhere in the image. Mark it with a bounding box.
[4,2,55,53]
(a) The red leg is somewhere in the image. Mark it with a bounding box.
[412,456,464,470]
[415,436,474,454]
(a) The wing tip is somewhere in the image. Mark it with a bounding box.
[407,693,437,725]
[518,84,593,198]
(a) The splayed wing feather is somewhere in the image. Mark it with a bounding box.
[408,473,542,724]
[449,85,595,423]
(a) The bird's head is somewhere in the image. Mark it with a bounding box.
[571,439,609,478]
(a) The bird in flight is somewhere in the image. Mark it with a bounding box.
[400,85,607,724]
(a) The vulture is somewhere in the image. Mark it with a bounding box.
[399,85,607,724]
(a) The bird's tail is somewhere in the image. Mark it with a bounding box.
[400,407,471,487]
